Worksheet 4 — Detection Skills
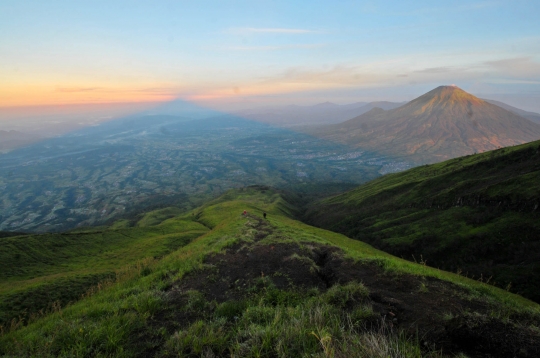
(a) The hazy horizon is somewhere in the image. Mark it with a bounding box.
[2,0,540,118]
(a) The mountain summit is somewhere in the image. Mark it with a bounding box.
[312,85,540,163]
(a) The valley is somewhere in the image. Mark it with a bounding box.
[0,115,410,233]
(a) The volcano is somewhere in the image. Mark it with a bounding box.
[312,85,540,163]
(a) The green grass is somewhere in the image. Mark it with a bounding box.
[136,207,185,227]
[1,186,538,357]
[0,210,209,326]
[306,140,540,302]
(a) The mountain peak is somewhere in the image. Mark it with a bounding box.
[312,85,540,163]
[411,85,485,107]
[313,101,339,108]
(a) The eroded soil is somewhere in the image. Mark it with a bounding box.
[156,215,540,358]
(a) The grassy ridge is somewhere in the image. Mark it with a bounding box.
[0,212,209,326]
[1,187,539,357]
[305,139,540,301]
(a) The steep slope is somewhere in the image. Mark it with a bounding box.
[311,86,540,163]
[0,208,209,327]
[305,140,540,302]
[1,187,540,357]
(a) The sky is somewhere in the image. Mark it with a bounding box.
[1,0,540,112]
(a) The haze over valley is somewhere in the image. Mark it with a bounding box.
[0,110,413,232]
[2,1,540,357]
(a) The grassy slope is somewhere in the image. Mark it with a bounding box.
[0,210,209,326]
[1,186,539,357]
[305,140,540,301]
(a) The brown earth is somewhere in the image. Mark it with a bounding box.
[147,216,540,358]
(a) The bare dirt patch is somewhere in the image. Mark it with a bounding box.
[158,216,540,358]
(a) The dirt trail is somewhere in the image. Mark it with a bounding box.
[163,216,540,358]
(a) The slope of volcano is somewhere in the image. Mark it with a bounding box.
[311,86,540,163]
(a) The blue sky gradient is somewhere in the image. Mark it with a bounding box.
[1,0,539,110]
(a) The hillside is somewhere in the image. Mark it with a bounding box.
[305,140,540,303]
[0,207,209,327]
[309,86,540,163]
[1,186,540,357]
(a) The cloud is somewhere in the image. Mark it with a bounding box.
[225,44,325,51]
[55,87,102,92]
[55,86,182,96]
[226,27,317,35]
[414,67,454,74]
[484,57,540,78]
[133,87,181,95]
[485,57,534,69]
[175,53,540,105]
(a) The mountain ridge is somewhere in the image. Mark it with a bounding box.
[234,100,404,127]
[1,185,540,357]
[483,99,540,124]
[310,86,540,163]
[305,139,540,302]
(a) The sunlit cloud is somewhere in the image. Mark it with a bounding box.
[186,54,540,105]
[55,87,102,92]
[184,65,398,103]
[0,85,178,107]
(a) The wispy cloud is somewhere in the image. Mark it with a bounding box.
[55,86,181,96]
[55,87,102,93]
[225,43,325,51]
[485,79,540,85]
[484,57,540,78]
[485,56,534,68]
[414,66,455,74]
[226,27,317,35]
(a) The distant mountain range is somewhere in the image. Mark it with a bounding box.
[234,101,405,127]
[309,86,540,163]
[483,99,540,124]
